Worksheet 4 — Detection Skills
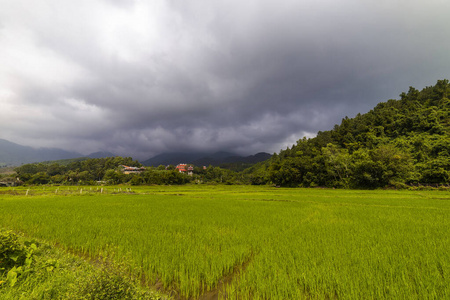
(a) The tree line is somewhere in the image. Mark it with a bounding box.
[247,79,450,188]
[13,156,250,185]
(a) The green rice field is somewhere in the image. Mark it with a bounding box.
[0,185,449,299]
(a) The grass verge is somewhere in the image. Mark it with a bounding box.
[0,228,168,300]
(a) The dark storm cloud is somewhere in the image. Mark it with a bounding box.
[1,0,450,159]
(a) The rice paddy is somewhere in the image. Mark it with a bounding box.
[0,185,449,299]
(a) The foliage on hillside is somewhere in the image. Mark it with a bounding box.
[38,157,92,166]
[248,79,450,188]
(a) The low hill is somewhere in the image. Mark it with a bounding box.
[249,79,450,188]
[38,152,116,166]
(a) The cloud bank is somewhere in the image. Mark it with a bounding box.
[1,0,450,159]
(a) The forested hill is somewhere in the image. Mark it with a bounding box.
[248,79,450,188]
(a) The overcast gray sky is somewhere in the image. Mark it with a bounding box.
[1,0,449,159]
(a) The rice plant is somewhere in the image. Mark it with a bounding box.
[0,185,449,298]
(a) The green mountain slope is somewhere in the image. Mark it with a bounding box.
[249,79,450,188]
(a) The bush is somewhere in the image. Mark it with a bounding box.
[0,230,25,272]
[0,229,38,288]
[74,258,159,300]
[77,267,135,299]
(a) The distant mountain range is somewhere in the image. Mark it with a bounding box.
[142,151,272,168]
[0,139,114,166]
[0,138,271,169]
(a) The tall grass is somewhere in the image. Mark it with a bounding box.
[0,186,449,298]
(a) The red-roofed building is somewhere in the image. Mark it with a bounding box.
[176,164,194,176]
[176,164,187,172]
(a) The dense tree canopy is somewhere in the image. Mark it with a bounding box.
[247,79,450,188]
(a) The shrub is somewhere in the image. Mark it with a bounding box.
[74,258,159,300]
[0,229,38,287]
[0,230,25,272]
